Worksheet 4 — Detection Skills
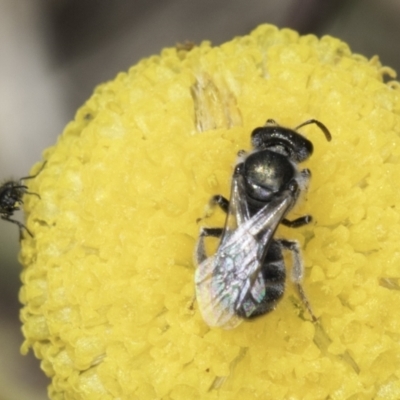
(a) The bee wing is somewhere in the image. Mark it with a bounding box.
[221,168,251,238]
[195,188,295,328]
[195,251,244,329]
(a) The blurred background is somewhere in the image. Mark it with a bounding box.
[1,0,400,398]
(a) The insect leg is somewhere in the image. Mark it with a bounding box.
[196,195,229,223]
[1,215,33,238]
[277,239,304,282]
[23,191,41,199]
[192,227,224,311]
[281,168,312,228]
[282,216,312,227]
[300,168,311,185]
[278,239,317,322]
[298,168,311,189]
[19,161,47,181]
[301,168,311,178]
[209,195,229,214]
[194,227,223,265]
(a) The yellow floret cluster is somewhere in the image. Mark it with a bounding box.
[19,25,400,399]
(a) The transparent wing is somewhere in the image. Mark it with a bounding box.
[220,165,250,239]
[195,189,295,329]
[195,229,258,329]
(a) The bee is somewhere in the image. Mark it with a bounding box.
[194,119,331,329]
[0,162,46,238]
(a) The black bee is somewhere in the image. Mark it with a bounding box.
[194,119,331,329]
[0,162,46,238]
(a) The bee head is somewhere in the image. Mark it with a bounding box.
[251,122,313,164]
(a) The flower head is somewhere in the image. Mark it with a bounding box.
[19,25,400,399]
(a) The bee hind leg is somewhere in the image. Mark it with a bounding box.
[191,227,224,311]
[278,239,317,322]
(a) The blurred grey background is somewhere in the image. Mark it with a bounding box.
[1,0,400,398]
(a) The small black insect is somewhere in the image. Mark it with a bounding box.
[0,162,46,238]
[194,119,331,329]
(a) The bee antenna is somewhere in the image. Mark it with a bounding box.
[295,119,332,142]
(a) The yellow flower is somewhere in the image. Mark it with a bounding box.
[19,24,400,399]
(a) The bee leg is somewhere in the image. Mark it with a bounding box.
[20,161,47,181]
[209,195,229,214]
[301,168,311,179]
[282,215,312,228]
[278,239,317,322]
[1,215,33,238]
[196,195,229,223]
[24,191,41,199]
[10,184,28,191]
[192,227,224,311]
[194,227,223,264]
[282,169,311,228]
